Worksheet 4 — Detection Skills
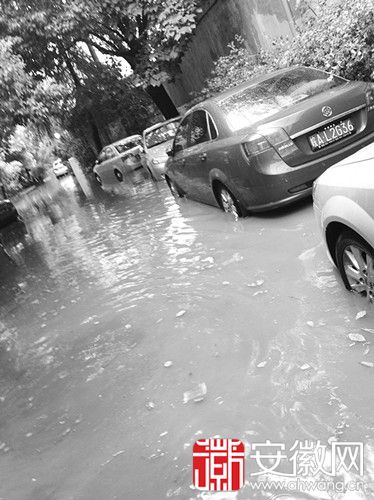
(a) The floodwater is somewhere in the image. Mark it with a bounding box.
[0,175,374,500]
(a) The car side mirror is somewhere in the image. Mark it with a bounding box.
[166,148,174,157]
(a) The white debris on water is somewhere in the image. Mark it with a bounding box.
[348,333,366,343]
[183,383,207,403]
[356,311,367,320]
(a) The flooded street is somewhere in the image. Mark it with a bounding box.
[1,175,374,500]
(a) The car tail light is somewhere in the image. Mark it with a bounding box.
[366,83,374,111]
[260,127,299,161]
[242,128,298,163]
[242,134,273,159]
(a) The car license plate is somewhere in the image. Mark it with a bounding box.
[308,119,355,151]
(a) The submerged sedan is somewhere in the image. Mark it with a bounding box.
[93,135,146,188]
[165,66,374,217]
[142,117,180,180]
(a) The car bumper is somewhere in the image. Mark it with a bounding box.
[238,129,374,212]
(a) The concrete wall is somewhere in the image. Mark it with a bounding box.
[165,0,296,107]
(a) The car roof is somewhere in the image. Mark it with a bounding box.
[143,117,181,135]
[106,134,142,148]
[187,65,325,113]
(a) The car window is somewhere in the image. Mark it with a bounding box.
[97,149,108,163]
[116,141,136,153]
[189,110,210,147]
[173,116,190,153]
[145,121,179,148]
[106,147,117,159]
[219,67,347,131]
[208,115,218,140]
[114,137,142,154]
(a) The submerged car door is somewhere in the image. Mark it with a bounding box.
[169,116,191,191]
[184,109,218,203]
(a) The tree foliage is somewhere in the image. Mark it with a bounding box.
[0,0,201,87]
[0,38,71,143]
[198,0,374,100]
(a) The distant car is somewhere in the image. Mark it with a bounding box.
[0,200,19,228]
[93,135,147,187]
[165,66,374,218]
[313,142,374,303]
[53,159,69,178]
[142,117,180,180]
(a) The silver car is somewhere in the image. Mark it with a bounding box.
[93,135,146,188]
[142,118,180,180]
[313,141,374,302]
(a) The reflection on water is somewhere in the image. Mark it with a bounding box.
[0,174,373,499]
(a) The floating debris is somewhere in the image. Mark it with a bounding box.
[146,401,155,410]
[348,333,366,343]
[159,431,168,437]
[247,279,264,288]
[306,321,314,327]
[257,361,267,368]
[362,328,374,334]
[183,383,207,404]
[176,310,186,318]
[356,311,367,320]
[34,336,47,346]
[300,363,312,371]
[163,361,173,368]
[360,361,374,368]
[112,449,125,458]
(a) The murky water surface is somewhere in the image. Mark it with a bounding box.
[0,175,374,499]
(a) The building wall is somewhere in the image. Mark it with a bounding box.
[165,0,295,107]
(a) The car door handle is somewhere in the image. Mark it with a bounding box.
[199,153,207,161]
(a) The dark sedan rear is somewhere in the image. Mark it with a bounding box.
[165,66,374,217]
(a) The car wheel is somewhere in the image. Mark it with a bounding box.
[95,174,102,185]
[335,230,374,303]
[166,177,183,198]
[114,169,123,182]
[217,185,243,218]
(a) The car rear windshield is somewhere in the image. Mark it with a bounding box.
[115,140,141,154]
[218,67,347,131]
[145,122,179,148]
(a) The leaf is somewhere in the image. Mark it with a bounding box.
[356,310,367,320]
[360,361,374,368]
[348,333,366,343]
[257,361,267,368]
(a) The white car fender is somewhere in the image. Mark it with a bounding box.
[322,195,374,248]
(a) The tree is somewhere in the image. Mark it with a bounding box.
[198,0,374,101]
[0,0,202,117]
[0,37,72,144]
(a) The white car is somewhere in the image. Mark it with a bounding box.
[313,141,374,302]
[142,117,180,180]
[53,159,69,178]
[93,135,147,187]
